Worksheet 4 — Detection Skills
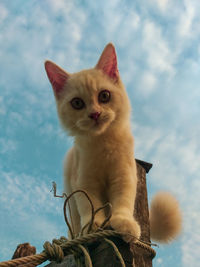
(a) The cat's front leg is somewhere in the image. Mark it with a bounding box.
[73,187,107,233]
[109,166,141,242]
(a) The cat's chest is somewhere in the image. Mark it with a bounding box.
[77,146,116,181]
[73,137,133,186]
[80,149,111,172]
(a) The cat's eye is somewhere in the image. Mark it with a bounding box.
[70,98,85,110]
[98,90,111,103]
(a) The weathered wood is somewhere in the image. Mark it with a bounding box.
[45,237,133,267]
[12,243,36,259]
[135,159,152,173]
[45,160,154,267]
[132,161,153,267]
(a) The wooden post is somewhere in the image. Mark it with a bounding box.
[132,159,153,267]
[45,159,154,267]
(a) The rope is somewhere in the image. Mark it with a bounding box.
[0,187,157,267]
[0,253,46,267]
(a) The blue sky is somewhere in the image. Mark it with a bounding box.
[0,0,200,266]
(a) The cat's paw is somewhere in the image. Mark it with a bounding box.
[110,214,141,243]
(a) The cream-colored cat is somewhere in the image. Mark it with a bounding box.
[45,43,181,243]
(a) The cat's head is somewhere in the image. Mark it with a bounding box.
[45,43,131,136]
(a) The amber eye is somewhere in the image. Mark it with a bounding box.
[70,98,85,110]
[98,90,111,103]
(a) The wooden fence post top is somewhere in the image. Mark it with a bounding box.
[135,159,153,174]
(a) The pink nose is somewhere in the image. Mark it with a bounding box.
[89,112,101,121]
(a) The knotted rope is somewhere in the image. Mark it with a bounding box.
[0,184,156,267]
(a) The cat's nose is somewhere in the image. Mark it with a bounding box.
[89,112,101,121]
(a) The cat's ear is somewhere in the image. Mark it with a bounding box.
[44,60,70,97]
[95,43,119,80]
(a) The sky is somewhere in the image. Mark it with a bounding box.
[0,0,200,266]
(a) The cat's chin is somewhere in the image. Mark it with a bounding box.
[74,114,115,137]
[86,121,113,136]
[83,121,111,136]
[64,122,109,137]
[90,123,110,136]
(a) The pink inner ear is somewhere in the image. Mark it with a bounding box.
[45,61,69,94]
[96,43,119,80]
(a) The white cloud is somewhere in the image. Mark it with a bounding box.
[97,0,140,48]
[176,0,195,37]
[1,239,22,261]
[182,223,200,266]
[0,96,6,115]
[134,124,162,159]
[29,215,63,241]
[0,169,67,260]
[151,0,169,12]
[0,3,8,24]
[149,132,200,197]
[48,0,73,12]
[1,214,65,261]
[139,71,157,96]
[156,257,163,265]
[142,20,175,76]
[134,122,200,267]
[129,11,140,30]
[0,138,17,154]
[0,170,62,215]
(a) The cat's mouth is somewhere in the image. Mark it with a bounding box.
[90,119,103,130]
[93,114,110,127]
[93,120,101,126]
[90,115,114,134]
[76,113,114,135]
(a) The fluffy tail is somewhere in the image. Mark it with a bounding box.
[149,192,182,243]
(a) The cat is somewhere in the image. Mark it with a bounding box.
[44,43,182,243]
